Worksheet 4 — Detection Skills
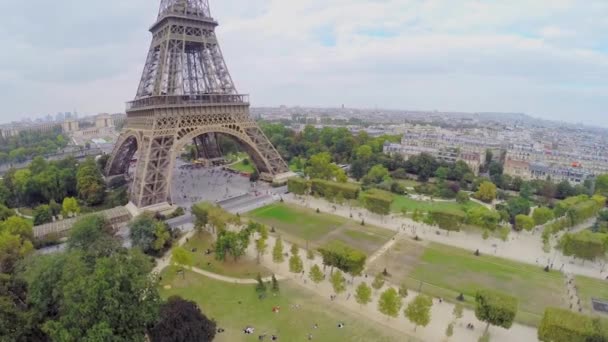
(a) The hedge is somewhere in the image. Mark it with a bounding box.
[538,308,607,342]
[311,179,360,200]
[428,210,465,231]
[361,189,393,216]
[287,177,309,195]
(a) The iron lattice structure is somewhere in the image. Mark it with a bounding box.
[106,0,289,209]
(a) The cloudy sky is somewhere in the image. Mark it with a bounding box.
[1,0,607,126]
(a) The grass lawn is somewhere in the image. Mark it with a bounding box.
[247,203,395,255]
[369,239,567,327]
[397,179,421,188]
[182,231,272,279]
[18,207,34,216]
[390,195,482,215]
[229,159,256,173]
[159,266,415,342]
[575,275,608,315]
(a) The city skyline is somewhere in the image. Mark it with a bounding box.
[0,0,607,126]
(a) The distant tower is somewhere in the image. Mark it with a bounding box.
[105,0,291,210]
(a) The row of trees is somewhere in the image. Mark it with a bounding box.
[0,129,68,164]
[1,156,111,211]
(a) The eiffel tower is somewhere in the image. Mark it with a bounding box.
[105,0,291,211]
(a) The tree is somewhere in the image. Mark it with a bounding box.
[596,174,608,198]
[372,273,385,290]
[317,241,366,277]
[287,177,309,196]
[306,152,341,181]
[533,207,555,226]
[76,158,106,206]
[362,165,390,185]
[272,236,285,263]
[378,288,402,319]
[309,264,324,285]
[456,191,470,204]
[307,249,315,260]
[149,296,217,342]
[355,282,372,307]
[67,215,117,256]
[446,323,454,340]
[404,294,433,331]
[290,243,299,256]
[475,181,497,203]
[255,236,268,264]
[330,270,346,294]
[289,254,304,274]
[130,213,172,255]
[559,231,608,262]
[506,197,531,222]
[362,190,393,216]
[515,214,535,231]
[453,303,464,321]
[0,205,15,221]
[61,197,80,217]
[214,229,251,262]
[29,250,161,342]
[255,273,266,294]
[271,274,280,293]
[33,204,53,225]
[474,289,518,333]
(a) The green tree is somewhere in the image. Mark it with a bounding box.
[130,213,172,255]
[272,236,285,263]
[362,165,390,185]
[61,197,80,217]
[533,207,555,226]
[255,273,266,295]
[515,214,535,231]
[456,191,470,204]
[28,250,160,342]
[255,236,268,264]
[378,288,403,319]
[475,289,518,333]
[559,231,608,262]
[309,264,324,285]
[271,274,280,293]
[306,152,340,180]
[372,273,385,290]
[307,249,315,260]
[475,181,497,203]
[404,294,433,331]
[330,270,346,294]
[453,303,464,321]
[76,158,106,206]
[596,174,608,197]
[289,254,304,274]
[67,215,117,257]
[398,283,409,298]
[290,243,299,256]
[446,322,454,340]
[33,204,53,225]
[214,229,251,262]
[506,197,531,221]
[355,282,372,307]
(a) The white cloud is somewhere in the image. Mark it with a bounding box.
[0,0,607,126]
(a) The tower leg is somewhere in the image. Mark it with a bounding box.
[130,134,176,209]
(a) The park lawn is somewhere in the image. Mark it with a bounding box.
[374,240,567,327]
[182,231,272,279]
[159,266,414,342]
[229,159,256,173]
[390,195,481,215]
[18,207,34,216]
[247,203,395,256]
[248,203,344,241]
[575,275,608,314]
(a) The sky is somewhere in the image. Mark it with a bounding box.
[0,0,607,126]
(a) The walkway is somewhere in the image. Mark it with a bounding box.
[565,273,583,313]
